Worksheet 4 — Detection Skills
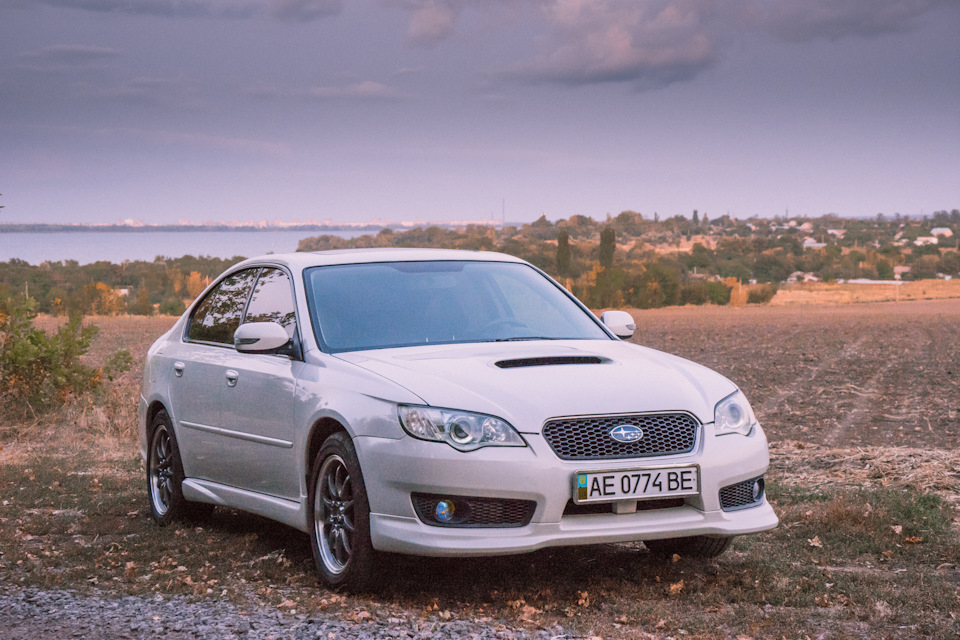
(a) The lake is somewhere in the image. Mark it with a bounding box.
[0,229,370,265]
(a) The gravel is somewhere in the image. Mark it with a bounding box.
[0,587,577,640]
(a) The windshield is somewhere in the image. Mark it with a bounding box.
[305,261,610,352]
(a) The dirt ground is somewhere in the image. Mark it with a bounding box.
[4,301,960,639]
[628,299,960,450]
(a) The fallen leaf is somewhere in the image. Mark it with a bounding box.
[671,553,681,563]
[520,605,541,618]
[808,536,823,548]
[890,525,903,535]
[905,536,923,544]
[669,580,684,595]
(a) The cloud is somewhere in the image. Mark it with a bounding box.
[15,123,292,157]
[501,0,721,90]
[307,81,403,100]
[393,65,427,76]
[384,0,954,90]
[271,0,343,22]
[17,45,122,72]
[28,0,342,21]
[77,77,207,109]
[749,0,953,43]
[406,0,465,46]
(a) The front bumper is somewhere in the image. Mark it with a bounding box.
[356,424,778,557]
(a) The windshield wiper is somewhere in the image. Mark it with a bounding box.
[494,336,562,342]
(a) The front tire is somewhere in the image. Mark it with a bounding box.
[645,535,732,558]
[308,432,378,591]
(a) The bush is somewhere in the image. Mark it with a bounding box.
[706,281,732,305]
[747,283,778,304]
[679,281,709,305]
[0,293,128,420]
[159,297,186,316]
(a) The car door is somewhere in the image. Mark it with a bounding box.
[217,266,302,500]
[169,268,259,482]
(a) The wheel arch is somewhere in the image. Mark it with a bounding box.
[305,417,349,484]
[145,400,170,438]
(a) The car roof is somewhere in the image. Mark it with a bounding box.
[230,248,529,271]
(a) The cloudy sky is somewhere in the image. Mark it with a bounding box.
[2,0,958,226]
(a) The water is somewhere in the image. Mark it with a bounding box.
[0,229,371,265]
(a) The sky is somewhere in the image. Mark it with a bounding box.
[1,0,958,226]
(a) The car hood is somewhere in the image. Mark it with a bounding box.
[334,340,736,432]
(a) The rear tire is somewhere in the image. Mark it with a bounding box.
[645,535,732,558]
[146,410,190,526]
[308,432,378,592]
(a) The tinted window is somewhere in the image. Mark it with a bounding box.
[305,261,609,352]
[187,269,258,344]
[243,268,297,340]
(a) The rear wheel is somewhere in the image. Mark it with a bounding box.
[645,536,732,558]
[147,411,189,526]
[308,432,378,591]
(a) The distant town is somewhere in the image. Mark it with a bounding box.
[0,217,507,233]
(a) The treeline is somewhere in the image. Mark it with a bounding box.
[0,256,243,316]
[297,211,959,309]
[2,209,958,314]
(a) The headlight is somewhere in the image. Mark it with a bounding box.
[714,390,756,436]
[398,405,526,452]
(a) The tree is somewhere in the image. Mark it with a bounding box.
[598,226,616,268]
[556,229,572,276]
[692,210,699,227]
[128,287,154,316]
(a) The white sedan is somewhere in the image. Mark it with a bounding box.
[139,248,777,590]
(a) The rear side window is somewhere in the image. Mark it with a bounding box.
[243,268,297,340]
[187,269,258,344]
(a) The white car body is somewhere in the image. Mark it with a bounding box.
[139,248,777,588]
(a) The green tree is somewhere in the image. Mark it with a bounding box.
[1,293,99,419]
[128,287,154,316]
[556,229,572,276]
[598,226,616,268]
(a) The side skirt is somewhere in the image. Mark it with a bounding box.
[182,478,309,533]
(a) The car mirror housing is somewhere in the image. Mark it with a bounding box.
[234,322,291,353]
[600,310,636,339]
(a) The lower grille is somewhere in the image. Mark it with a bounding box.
[411,493,536,528]
[563,497,685,517]
[542,413,700,461]
[719,476,764,511]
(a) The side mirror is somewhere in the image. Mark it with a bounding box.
[234,322,291,353]
[601,310,636,339]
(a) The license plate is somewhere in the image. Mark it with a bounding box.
[574,466,699,503]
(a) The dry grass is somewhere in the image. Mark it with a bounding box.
[770,279,960,305]
[2,309,960,639]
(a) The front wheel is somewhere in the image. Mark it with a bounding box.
[308,432,378,591]
[645,535,732,558]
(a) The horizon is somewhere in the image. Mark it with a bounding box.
[2,1,959,225]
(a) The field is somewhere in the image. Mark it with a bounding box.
[1,301,959,639]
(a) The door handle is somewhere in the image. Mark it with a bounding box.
[173,361,185,377]
[225,370,239,387]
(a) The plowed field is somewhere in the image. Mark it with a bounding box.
[628,299,960,449]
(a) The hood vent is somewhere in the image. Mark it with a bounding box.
[495,356,605,369]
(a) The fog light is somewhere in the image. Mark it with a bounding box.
[435,500,455,523]
[752,479,764,501]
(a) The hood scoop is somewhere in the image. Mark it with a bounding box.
[495,355,606,369]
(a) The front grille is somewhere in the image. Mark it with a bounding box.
[563,497,685,517]
[719,476,764,511]
[542,413,699,461]
[411,493,536,528]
